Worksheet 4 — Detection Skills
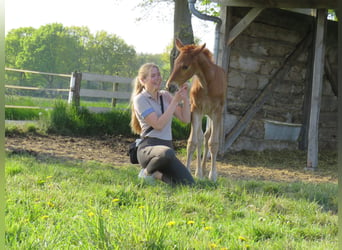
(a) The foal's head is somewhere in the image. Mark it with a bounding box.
[166,38,207,93]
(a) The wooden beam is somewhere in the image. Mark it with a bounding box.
[5,68,71,78]
[80,89,131,99]
[227,7,264,45]
[224,31,313,152]
[306,9,327,169]
[218,6,233,155]
[5,85,69,92]
[298,37,315,151]
[81,72,132,84]
[213,0,337,9]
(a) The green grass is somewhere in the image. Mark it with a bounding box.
[5,153,337,249]
[5,95,129,120]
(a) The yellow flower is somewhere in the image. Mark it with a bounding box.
[209,243,217,248]
[47,201,55,208]
[167,221,176,226]
[138,205,145,209]
[112,198,120,203]
[204,226,213,231]
[238,235,247,241]
[88,212,95,217]
[41,215,49,220]
[187,220,195,225]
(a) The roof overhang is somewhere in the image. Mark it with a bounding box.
[212,0,338,9]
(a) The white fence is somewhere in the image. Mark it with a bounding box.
[5,68,133,113]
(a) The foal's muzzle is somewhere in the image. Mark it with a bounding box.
[167,84,179,94]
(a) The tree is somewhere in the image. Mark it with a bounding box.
[87,31,136,77]
[14,23,83,88]
[135,0,220,68]
[170,0,194,69]
[5,24,139,88]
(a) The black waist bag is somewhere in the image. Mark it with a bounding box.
[128,140,140,164]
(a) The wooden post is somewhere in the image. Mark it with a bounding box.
[68,72,76,104]
[306,9,327,169]
[227,7,264,46]
[68,72,82,107]
[111,82,119,107]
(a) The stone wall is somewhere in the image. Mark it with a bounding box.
[224,8,337,151]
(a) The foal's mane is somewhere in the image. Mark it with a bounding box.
[180,44,214,62]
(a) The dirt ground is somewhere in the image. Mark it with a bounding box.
[5,133,337,184]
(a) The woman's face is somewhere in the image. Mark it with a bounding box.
[142,67,162,93]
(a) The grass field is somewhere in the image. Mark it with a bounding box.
[5,153,337,249]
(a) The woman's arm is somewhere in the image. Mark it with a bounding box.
[144,86,190,130]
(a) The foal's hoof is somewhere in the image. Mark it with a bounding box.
[209,172,217,182]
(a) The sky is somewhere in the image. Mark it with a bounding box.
[5,0,216,54]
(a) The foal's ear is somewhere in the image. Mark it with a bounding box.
[194,43,206,56]
[175,38,184,50]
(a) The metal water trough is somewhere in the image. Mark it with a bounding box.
[264,119,302,141]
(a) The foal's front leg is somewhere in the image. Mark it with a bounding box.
[187,113,203,177]
[186,113,199,173]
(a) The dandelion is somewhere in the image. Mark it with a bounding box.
[138,205,145,209]
[209,243,217,248]
[47,201,55,208]
[187,220,195,225]
[41,215,49,220]
[88,212,95,217]
[112,198,120,203]
[238,235,247,241]
[204,226,213,231]
[167,221,176,226]
[37,179,46,185]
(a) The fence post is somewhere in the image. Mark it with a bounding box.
[111,82,119,107]
[68,72,82,107]
[68,72,76,104]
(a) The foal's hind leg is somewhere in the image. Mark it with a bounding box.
[208,116,220,181]
[200,119,211,178]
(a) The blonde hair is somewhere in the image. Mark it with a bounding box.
[130,63,159,134]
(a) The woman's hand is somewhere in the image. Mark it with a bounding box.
[173,83,189,103]
[172,83,191,123]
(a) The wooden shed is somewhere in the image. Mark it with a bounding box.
[208,0,338,169]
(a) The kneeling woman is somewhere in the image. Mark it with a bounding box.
[130,63,194,186]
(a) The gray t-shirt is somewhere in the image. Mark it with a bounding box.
[133,89,173,140]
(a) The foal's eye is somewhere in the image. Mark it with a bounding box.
[182,65,189,70]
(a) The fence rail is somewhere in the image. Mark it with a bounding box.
[5,68,133,112]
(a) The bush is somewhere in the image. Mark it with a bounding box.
[5,107,44,120]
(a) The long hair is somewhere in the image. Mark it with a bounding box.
[130,63,159,134]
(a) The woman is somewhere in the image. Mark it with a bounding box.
[130,63,195,186]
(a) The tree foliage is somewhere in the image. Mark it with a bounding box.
[5,23,170,88]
